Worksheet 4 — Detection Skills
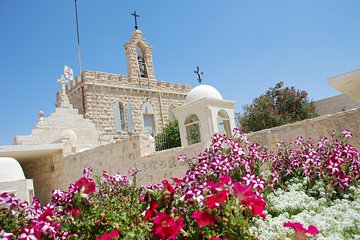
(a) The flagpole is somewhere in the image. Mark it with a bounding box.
[74,0,82,76]
[74,0,86,116]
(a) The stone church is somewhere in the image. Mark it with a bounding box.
[58,29,190,141]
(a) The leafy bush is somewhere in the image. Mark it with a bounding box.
[156,120,181,151]
[236,82,318,132]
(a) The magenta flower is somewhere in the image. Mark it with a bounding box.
[153,212,184,240]
[162,180,176,194]
[144,201,159,221]
[0,192,19,210]
[241,197,266,219]
[18,226,40,240]
[177,153,187,163]
[341,129,352,138]
[233,182,256,200]
[82,167,93,178]
[191,210,216,227]
[204,190,228,209]
[284,221,319,240]
[96,230,119,240]
[128,167,139,176]
[75,177,96,194]
[0,230,13,240]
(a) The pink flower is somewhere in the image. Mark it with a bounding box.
[242,173,256,186]
[251,177,265,191]
[96,230,119,240]
[233,182,255,200]
[153,212,184,240]
[82,167,93,178]
[0,192,19,210]
[18,226,40,240]
[128,167,139,176]
[0,230,13,240]
[341,129,352,138]
[284,221,319,240]
[75,177,96,194]
[177,153,187,163]
[191,210,216,227]
[204,190,228,209]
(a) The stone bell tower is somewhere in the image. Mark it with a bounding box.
[124,29,156,81]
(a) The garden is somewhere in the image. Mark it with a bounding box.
[1,129,360,239]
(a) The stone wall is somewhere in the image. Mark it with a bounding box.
[21,108,360,204]
[315,94,360,115]
[246,108,360,150]
[21,135,204,204]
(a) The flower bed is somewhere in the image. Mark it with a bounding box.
[0,129,359,239]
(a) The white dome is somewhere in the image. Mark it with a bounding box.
[185,84,223,104]
[0,157,26,182]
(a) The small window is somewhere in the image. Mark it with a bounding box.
[185,114,201,145]
[126,102,134,133]
[114,101,125,133]
[217,110,231,136]
[168,104,176,122]
[142,102,155,135]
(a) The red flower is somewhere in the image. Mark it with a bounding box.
[144,201,159,221]
[162,180,176,194]
[68,208,81,219]
[284,221,319,240]
[241,197,266,219]
[38,208,53,221]
[208,237,229,240]
[204,190,228,209]
[153,212,184,240]
[191,210,216,227]
[96,230,119,240]
[75,177,96,194]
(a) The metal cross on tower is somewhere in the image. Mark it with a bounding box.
[131,11,140,30]
[194,66,203,84]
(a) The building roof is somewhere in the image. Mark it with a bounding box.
[0,157,25,182]
[328,68,360,103]
[185,84,223,104]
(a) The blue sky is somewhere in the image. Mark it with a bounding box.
[0,1,359,145]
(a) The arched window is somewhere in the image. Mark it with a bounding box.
[137,46,148,78]
[185,114,201,145]
[142,102,155,135]
[168,104,176,122]
[113,101,125,133]
[126,102,134,133]
[217,110,231,136]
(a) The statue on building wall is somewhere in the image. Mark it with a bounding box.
[137,51,148,78]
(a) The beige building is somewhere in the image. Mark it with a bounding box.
[59,29,191,141]
[315,69,360,115]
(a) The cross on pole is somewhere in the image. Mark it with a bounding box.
[131,11,140,30]
[194,66,203,84]
[57,75,68,95]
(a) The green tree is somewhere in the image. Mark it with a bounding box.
[236,81,318,132]
[155,120,181,150]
